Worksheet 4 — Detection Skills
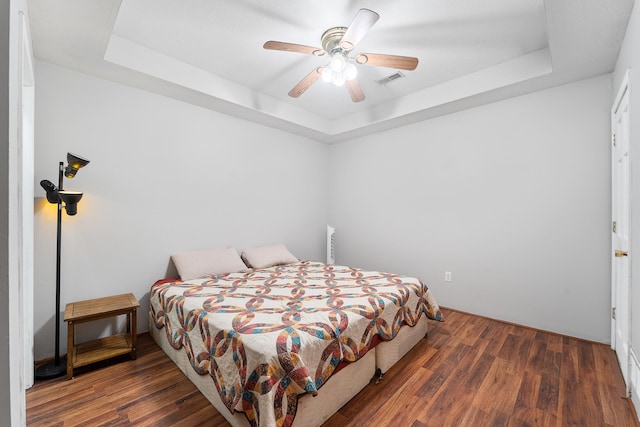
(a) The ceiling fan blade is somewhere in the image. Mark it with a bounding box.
[345,79,365,103]
[355,53,419,71]
[340,8,380,51]
[263,41,325,56]
[288,67,324,98]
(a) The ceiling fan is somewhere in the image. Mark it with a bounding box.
[263,9,419,103]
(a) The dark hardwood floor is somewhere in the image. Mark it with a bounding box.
[26,308,639,426]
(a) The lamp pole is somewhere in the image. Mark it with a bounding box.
[35,162,67,379]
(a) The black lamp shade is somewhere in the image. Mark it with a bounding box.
[40,179,59,204]
[64,153,90,178]
[59,191,83,215]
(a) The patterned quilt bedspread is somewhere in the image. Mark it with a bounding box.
[150,261,442,427]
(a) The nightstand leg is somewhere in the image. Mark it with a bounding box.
[131,308,137,360]
[66,321,74,379]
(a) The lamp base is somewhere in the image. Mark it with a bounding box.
[34,358,67,380]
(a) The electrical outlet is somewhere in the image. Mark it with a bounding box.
[445,272,452,282]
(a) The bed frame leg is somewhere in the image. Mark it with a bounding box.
[373,368,384,385]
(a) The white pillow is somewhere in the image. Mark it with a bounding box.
[171,247,248,280]
[241,244,298,269]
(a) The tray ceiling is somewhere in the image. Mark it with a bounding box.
[28,0,633,143]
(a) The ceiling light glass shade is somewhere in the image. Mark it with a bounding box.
[344,63,358,81]
[59,191,83,216]
[330,53,347,72]
[323,56,355,87]
[64,153,90,178]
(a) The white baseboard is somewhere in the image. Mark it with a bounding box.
[630,349,640,421]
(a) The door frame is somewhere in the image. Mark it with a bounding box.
[18,10,35,389]
[611,69,632,393]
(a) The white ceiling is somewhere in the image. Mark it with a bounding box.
[28,0,634,143]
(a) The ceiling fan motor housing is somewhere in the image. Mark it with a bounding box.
[321,27,348,54]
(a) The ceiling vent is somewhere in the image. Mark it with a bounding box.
[376,71,405,85]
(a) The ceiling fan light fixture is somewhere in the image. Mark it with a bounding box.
[323,60,356,87]
[344,63,358,81]
[322,48,358,87]
[330,52,347,72]
[332,75,346,87]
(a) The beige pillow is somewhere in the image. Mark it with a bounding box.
[241,244,298,269]
[171,247,248,280]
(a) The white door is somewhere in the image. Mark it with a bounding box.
[611,70,631,392]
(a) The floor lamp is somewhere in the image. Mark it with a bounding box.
[35,152,90,380]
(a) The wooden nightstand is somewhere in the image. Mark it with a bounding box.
[64,293,140,379]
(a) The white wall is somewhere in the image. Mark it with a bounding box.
[614,0,640,413]
[329,74,613,342]
[33,61,329,361]
[32,48,616,359]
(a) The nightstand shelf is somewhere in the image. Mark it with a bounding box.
[64,293,139,379]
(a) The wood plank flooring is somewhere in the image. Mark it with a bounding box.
[27,308,639,426]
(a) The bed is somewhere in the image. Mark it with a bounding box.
[149,252,442,427]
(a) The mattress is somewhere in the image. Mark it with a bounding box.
[149,261,441,426]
